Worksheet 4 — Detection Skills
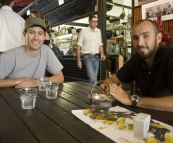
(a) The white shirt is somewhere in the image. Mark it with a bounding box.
[76,26,103,54]
[0,6,25,52]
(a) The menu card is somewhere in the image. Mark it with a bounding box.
[72,106,173,143]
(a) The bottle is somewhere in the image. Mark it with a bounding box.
[112,43,116,52]
[116,44,120,53]
[57,26,61,36]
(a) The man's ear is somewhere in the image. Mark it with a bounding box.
[10,1,14,7]
[23,32,26,37]
[157,32,162,43]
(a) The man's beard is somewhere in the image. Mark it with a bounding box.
[136,40,157,60]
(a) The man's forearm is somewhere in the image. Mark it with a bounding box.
[104,74,122,86]
[49,71,64,83]
[138,95,173,112]
[0,78,23,88]
[76,45,81,61]
[99,45,104,55]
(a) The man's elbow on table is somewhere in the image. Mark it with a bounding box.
[50,71,64,83]
[58,71,64,83]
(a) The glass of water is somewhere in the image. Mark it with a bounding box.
[38,77,49,91]
[46,82,59,99]
[19,88,37,109]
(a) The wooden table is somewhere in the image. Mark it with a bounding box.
[0,82,172,143]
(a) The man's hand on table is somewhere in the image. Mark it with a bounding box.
[15,77,38,88]
[99,83,132,106]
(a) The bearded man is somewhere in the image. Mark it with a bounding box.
[100,19,173,112]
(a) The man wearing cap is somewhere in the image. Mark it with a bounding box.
[0,17,64,88]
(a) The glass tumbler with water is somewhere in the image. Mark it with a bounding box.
[46,82,59,99]
[19,88,37,109]
[38,77,49,91]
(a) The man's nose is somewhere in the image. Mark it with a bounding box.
[138,37,144,46]
[33,33,38,39]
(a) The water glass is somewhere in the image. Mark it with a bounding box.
[38,77,49,91]
[46,82,59,99]
[19,88,37,110]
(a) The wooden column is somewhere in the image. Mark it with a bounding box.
[97,0,106,80]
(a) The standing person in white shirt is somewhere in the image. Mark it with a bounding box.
[76,15,106,84]
[0,0,25,53]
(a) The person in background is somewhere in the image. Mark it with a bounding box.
[100,19,173,112]
[0,2,2,8]
[149,9,152,18]
[110,31,124,43]
[155,5,162,17]
[162,8,167,15]
[0,0,25,53]
[76,15,106,84]
[166,3,172,15]
[29,11,51,46]
[0,17,64,88]
[145,8,149,19]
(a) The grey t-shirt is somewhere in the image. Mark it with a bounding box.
[0,44,63,79]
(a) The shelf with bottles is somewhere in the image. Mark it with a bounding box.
[106,26,127,31]
[53,32,78,54]
[57,40,72,44]
[54,33,72,45]
[56,33,72,39]
[56,26,77,36]
[106,39,120,53]
[107,27,131,49]
[106,21,132,36]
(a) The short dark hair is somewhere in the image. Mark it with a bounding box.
[0,0,13,5]
[134,19,160,34]
[89,15,97,21]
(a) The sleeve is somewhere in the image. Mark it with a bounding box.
[46,48,63,74]
[76,30,84,47]
[98,30,103,46]
[0,52,15,78]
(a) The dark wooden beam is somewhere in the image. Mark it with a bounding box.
[65,22,88,27]
[98,0,106,80]
[107,2,131,9]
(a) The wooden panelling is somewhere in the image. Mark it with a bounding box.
[134,6,142,23]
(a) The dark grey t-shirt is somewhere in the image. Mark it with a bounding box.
[0,44,63,79]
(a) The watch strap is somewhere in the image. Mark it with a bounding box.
[132,100,138,108]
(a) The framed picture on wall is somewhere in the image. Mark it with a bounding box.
[142,0,173,21]
[134,0,157,7]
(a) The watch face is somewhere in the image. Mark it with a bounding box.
[132,95,140,100]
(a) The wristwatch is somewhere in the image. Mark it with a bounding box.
[131,95,140,108]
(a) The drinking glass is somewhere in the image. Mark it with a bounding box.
[38,77,49,91]
[46,82,59,99]
[19,88,37,109]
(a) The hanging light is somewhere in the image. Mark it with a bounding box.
[120,7,126,20]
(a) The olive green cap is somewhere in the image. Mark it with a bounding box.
[25,17,46,31]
